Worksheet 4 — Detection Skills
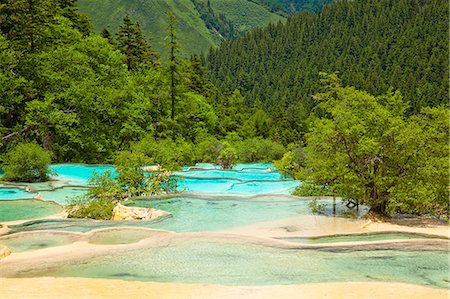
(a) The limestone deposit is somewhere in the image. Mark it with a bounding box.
[112,203,170,221]
[0,245,11,260]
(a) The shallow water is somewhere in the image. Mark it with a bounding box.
[6,237,449,288]
[178,178,298,195]
[39,187,89,205]
[0,163,298,201]
[5,217,173,234]
[174,169,285,181]
[5,196,309,234]
[0,200,63,222]
[88,228,163,245]
[0,232,81,252]
[129,197,311,232]
[6,196,354,234]
[49,164,115,185]
[0,187,35,200]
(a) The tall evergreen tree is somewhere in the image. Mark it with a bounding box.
[0,0,56,52]
[116,16,158,72]
[165,13,180,119]
[101,28,113,44]
[56,0,91,35]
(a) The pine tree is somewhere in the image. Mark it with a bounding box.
[134,21,158,64]
[116,16,158,72]
[101,28,113,44]
[0,0,56,52]
[165,13,180,119]
[187,54,206,94]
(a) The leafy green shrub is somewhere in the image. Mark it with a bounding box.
[115,151,151,197]
[66,195,117,220]
[2,143,52,182]
[307,198,327,215]
[234,137,285,162]
[66,170,120,219]
[274,144,306,179]
[194,137,223,163]
[147,171,180,194]
[87,170,122,199]
[217,143,237,169]
[292,182,334,197]
[132,136,197,169]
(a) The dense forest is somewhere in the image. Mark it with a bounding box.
[254,0,333,15]
[0,0,285,166]
[208,0,448,136]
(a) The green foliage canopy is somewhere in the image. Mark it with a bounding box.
[299,74,449,217]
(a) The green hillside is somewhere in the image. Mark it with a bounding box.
[253,0,333,15]
[207,0,284,32]
[77,0,285,56]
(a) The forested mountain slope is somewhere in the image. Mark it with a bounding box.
[77,0,285,56]
[206,0,284,33]
[254,0,333,15]
[207,0,448,113]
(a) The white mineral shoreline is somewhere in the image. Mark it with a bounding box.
[0,278,448,299]
[215,214,450,239]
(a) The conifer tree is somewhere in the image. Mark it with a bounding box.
[165,13,180,119]
[0,0,56,52]
[101,28,113,44]
[57,0,91,35]
[116,16,158,72]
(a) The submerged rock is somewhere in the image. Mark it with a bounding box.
[112,203,170,221]
[0,245,11,260]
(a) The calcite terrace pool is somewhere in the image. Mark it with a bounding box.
[0,163,448,294]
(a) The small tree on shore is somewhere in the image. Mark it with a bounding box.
[2,142,51,182]
[217,143,237,169]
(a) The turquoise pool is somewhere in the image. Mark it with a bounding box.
[0,200,63,222]
[174,169,286,181]
[88,228,163,245]
[128,196,310,232]
[0,231,81,252]
[3,237,448,288]
[39,187,89,205]
[0,163,299,202]
[0,187,35,200]
[5,196,311,234]
[49,164,115,185]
